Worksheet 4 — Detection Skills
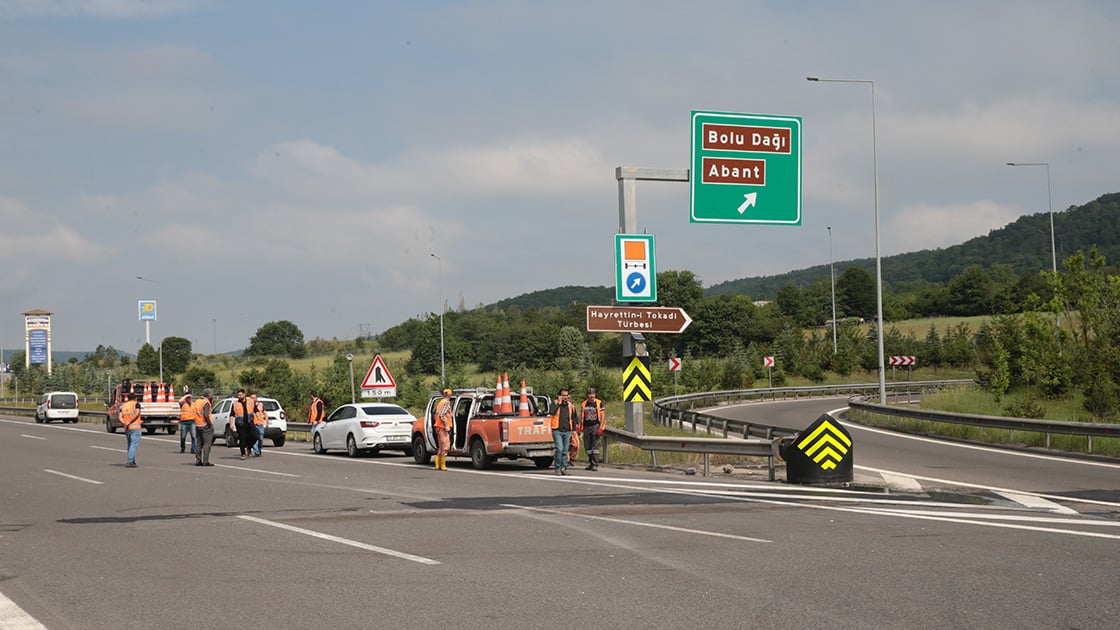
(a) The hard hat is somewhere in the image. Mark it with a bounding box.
[442,388,452,396]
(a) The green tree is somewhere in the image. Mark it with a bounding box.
[136,343,159,375]
[161,336,193,375]
[837,267,875,319]
[246,320,307,358]
[555,326,584,370]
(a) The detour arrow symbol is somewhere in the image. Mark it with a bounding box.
[736,192,758,214]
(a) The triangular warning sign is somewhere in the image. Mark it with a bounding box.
[360,355,397,388]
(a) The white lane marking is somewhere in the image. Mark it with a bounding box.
[237,515,439,565]
[0,590,47,630]
[879,472,924,492]
[44,469,103,485]
[855,508,1120,528]
[994,491,1078,515]
[502,503,771,543]
[20,434,46,440]
[90,445,123,453]
[216,464,300,477]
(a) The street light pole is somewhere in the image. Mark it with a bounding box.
[828,226,837,354]
[158,341,163,383]
[808,76,886,403]
[430,253,445,386]
[1006,162,1056,275]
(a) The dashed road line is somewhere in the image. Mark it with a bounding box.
[503,503,771,543]
[44,469,104,485]
[238,515,439,565]
[20,434,47,440]
[0,590,46,629]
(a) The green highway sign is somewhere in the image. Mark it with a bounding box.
[690,110,802,225]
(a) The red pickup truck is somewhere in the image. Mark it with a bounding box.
[412,388,555,469]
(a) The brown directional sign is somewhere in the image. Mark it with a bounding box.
[586,305,693,334]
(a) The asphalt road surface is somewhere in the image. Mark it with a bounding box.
[2,410,1119,629]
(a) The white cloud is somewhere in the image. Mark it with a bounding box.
[0,196,115,262]
[0,0,210,19]
[885,200,1022,256]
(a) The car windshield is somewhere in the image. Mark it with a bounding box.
[51,394,77,408]
[361,405,409,416]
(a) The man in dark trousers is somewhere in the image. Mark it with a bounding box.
[581,388,605,471]
[194,389,215,466]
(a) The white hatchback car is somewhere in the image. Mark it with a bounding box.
[36,391,80,423]
[313,402,415,457]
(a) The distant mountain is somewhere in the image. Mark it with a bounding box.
[708,192,1120,299]
[489,285,613,310]
[478,193,1120,309]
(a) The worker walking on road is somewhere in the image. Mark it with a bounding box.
[433,388,453,471]
[308,390,325,426]
[581,388,604,471]
[251,394,268,457]
[194,389,215,466]
[550,388,576,476]
[178,388,198,454]
[120,393,142,468]
[232,389,254,460]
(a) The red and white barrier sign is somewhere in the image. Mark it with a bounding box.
[888,356,916,366]
[763,356,775,368]
[668,357,682,372]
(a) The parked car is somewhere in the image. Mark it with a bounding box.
[313,403,415,457]
[36,391,80,423]
[211,396,288,447]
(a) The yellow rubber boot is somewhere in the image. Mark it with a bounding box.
[440,456,448,471]
[434,455,441,470]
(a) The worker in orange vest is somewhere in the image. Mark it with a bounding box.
[178,388,198,454]
[194,389,215,466]
[250,393,268,457]
[307,391,325,425]
[231,389,255,460]
[580,388,605,471]
[549,388,576,475]
[433,388,453,471]
[119,393,143,468]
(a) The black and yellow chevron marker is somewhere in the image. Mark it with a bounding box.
[786,414,854,484]
[797,419,851,470]
[622,356,651,402]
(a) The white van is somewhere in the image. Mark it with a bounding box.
[36,391,80,423]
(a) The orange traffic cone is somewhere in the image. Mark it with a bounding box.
[501,373,513,414]
[143,383,153,403]
[494,375,503,413]
[156,383,166,402]
[167,383,176,400]
[518,379,530,417]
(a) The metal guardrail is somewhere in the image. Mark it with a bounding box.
[0,405,105,420]
[848,396,1120,452]
[601,426,779,480]
[652,381,973,439]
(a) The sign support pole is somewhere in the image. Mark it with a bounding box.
[616,167,688,434]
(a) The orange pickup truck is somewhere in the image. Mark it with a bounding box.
[412,388,555,469]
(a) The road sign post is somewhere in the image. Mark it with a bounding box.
[690,111,802,225]
[360,354,397,398]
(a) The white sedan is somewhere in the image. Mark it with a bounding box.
[312,403,415,457]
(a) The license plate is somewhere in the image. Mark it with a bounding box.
[386,435,407,442]
[527,450,553,458]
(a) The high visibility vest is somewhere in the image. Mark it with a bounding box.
[580,399,604,430]
[194,399,212,427]
[434,398,453,431]
[252,403,268,426]
[179,398,199,422]
[550,402,576,431]
[119,400,142,429]
[308,398,325,424]
[232,399,250,425]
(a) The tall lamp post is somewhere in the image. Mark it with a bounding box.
[808,76,885,403]
[828,226,837,354]
[1006,162,1056,275]
[430,253,445,386]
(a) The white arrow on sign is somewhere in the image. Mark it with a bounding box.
[736,192,758,214]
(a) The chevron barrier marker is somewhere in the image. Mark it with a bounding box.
[623,356,652,402]
[786,414,854,483]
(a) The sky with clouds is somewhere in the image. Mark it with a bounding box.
[1,0,1118,355]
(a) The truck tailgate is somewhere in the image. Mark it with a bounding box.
[507,416,552,442]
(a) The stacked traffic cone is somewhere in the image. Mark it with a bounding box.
[156,383,166,402]
[518,379,530,417]
[501,373,513,414]
[143,383,153,402]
